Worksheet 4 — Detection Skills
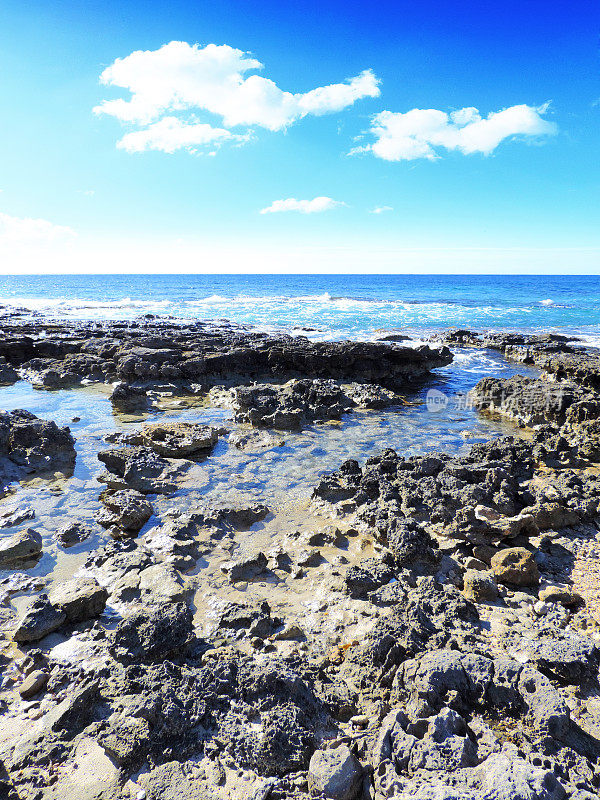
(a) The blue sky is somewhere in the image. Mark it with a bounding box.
[0,0,598,272]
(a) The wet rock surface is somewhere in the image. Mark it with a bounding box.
[1,322,600,800]
[0,408,76,490]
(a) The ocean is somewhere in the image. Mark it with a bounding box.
[0,274,599,344]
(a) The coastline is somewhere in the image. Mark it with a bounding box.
[0,315,599,798]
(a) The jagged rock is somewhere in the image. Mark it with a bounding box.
[55,520,93,547]
[0,356,18,385]
[110,382,148,412]
[308,744,363,799]
[0,409,76,488]
[112,421,219,457]
[0,527,42,565]
[225,552,268,583]
[0,506,34,528]
[109,602,193,663]
[233,378,405,430]
[518,634,599,684]
[13,594,66,642]
[48,577,108,623]
[462,570,498,602]
[95,488,154,533]
[491,547,539,586]
[97,446,187,494]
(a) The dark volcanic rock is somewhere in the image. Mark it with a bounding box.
[97,445,187,494]
[0,320,452,390]
[109,602,193,663]
[95,488,154,534]
[233,378,405,430]
[0,409,76,488]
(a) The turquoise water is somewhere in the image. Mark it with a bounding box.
[0,274,599,342]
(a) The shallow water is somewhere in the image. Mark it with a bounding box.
[0,347,537,596]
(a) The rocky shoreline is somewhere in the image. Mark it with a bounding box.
[0,322,600,799]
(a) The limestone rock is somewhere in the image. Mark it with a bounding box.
[13,594,66,642]
[491,547,539,587]
[308,744,363,799]
[462,570,498,602]
[0,527,42,565]
[49,577,108,623]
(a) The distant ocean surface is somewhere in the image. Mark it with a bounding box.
[1,274,599,345]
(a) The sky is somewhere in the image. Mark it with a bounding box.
[0,0,598,273]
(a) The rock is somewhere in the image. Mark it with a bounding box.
[136,421,218,457]
[518,668,570,737]
[0,506,35,528]
[95,488,154,533]
[109,602,193,663]
[98,446,187,494]
[110,382,148,412]
[48,577,108,623]
[539,584,583,607]
[0,527,42,565]
[308,744,363,799]
[230,428,285,450]
[138,563,185,603]
[0,356,18,385]
[13,594,66,642]
[474,746,566,799]
[225,552,268,583]
[520,635,599,684]
[462,570,498,602]
[0,408,76,486]
[18,669,48,699]
[55,520,93,547]
[491,547,539,587]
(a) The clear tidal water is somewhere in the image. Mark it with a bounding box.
[0,272,591,589]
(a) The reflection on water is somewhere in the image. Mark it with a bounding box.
[0,348,538,592]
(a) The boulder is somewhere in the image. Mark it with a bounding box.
[13,594,66,642]
[225,552,268,583]
[48,577,108,623]
[491,547,539,586]
[308,745,363,799]
[95,488,153,533]
[137,421,218,457]
[55,520,93,547]
[110,383,148,412]
[109,602,193,664]
[462,570,498,602]
[18,669,49,699]
[0,528,42,565]
[473,746,566,800]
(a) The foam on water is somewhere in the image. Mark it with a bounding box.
[0,274,598,341]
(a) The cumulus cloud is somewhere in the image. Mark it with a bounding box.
[0,212,75,243]
[354,103,557,162]
[260,197,346,214]
[370,205,393,214]
[116,116,248,153]
[95,41,380,153]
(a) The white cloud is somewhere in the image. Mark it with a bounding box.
[116,116,248,154]
[0,212,75,244]
[260,197,346,214]
[94,41,380,153]
[370,205,393,214]
[355,103,557,162]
